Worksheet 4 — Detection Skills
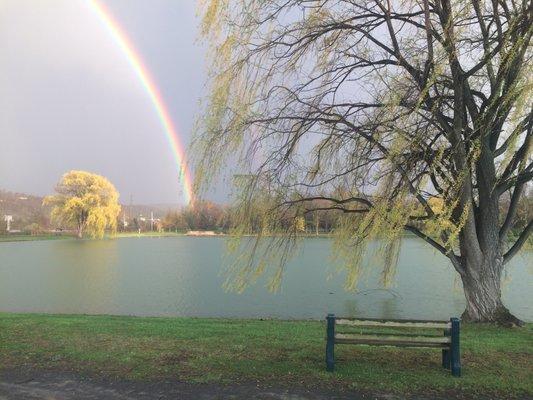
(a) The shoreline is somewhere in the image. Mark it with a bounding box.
[0,234,73,243]
[0,231,329,243]
[1,231,528,247]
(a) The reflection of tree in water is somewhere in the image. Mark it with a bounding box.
[63,240,119,314]
[343,289,402,319]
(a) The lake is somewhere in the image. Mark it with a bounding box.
[0,236,531,321]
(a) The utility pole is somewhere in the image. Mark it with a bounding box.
[150,211,154,231]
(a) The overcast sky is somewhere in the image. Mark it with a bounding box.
[0,0,208,204]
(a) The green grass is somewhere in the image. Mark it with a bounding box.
[114,232,186,238]
[0,232,184,243]
[0,234,72,242]
[0,313,531,398]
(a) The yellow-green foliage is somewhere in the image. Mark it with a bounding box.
[44,171,121,239]
[196,0,533,294]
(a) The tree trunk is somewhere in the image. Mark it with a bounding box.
[460,258,523,326]
[77,212,87,239]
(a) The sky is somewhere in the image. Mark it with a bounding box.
[0,0,208,205]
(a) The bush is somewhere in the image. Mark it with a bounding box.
[23,223,45,235]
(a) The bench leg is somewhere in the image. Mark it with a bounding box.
[450,318,461,377]
[442,328,451,369]
[442,349,450,369]
[326,314,335,372]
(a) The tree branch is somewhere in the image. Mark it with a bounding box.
[404,224,464,275]
[503,220,533,264]
[499,183,526,241]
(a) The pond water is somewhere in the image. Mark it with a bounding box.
[0,236,531,321]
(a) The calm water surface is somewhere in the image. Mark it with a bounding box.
[0,237,531,321]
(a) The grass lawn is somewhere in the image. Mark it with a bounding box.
[0,234,72,242]
[114,232,186,238]
[0,232,184,242]
[0,313,531,398]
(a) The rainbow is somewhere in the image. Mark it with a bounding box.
[87,0,193,204]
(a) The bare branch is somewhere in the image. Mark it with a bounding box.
[503,220,533,264]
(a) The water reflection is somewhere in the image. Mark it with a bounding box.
[342,290,399,319]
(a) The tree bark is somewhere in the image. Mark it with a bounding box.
[77,211,87,239]
[460,258,524,326]
[76,222,83,239]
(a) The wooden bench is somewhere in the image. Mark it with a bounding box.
[325,314,461,377]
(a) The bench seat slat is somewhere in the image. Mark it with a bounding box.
[334,338,449,348]
[336,331,443,338]
[336,318,451,329]
[334,333,451,344]
[334,317,448,324]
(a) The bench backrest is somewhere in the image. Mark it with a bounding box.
[332,317,452,348]
[336,317,451,329]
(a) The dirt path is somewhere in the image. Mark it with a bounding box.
[0,369,511,400]
[0,369,387,400]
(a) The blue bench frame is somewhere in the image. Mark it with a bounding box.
[326,314,461,377]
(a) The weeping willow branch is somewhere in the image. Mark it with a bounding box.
[195,0,532,314]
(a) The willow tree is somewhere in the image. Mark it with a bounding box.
[196,0,532,325]
[44,171,121,239]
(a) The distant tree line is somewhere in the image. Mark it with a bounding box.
[1,190,531,237]
[0,190,51,235]
[157,194,532,236]
[159,201,230,232]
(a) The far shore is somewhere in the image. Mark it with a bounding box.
[0,233,73,243]
[1,230,527,244]
[0,231,337,243]
[0,231,229,243]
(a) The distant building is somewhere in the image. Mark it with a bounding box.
[186,231,217,236]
